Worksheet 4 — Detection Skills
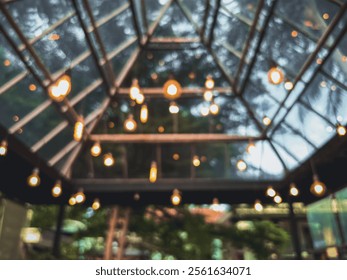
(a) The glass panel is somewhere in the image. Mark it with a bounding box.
[211,42,240,79]
[0,76,46,128]
[161,144,191,178]
[271,140,300,170]
[181,0,206,28]
[195,143,226,178]
[222,0,260,22]
[73,86,106,116]
[146,0,168,26]
[335,187,347,242]
[307,196,342,250]
[89,0,128,21]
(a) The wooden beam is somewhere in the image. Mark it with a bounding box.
[90,134,263,144]
[149,37,200,44]
[74,178,277,192]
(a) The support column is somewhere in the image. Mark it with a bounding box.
[104,206,119,260]
[52,204,65,259]
[288,200,302,259]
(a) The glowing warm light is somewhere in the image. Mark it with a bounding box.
[203,90,213,102]
[192,155,200,167]
[29,84,37,91]
[69,196,76,206]
[48,75,71,102]
[212,197,219,205]
[169,102,179,114]
[209,102,219,115]
[316,58,323,65]
[140,104,148,123]
[336,124,346,136]
[274,195,282,204]
[331,85,336,91]
[163,79,182,99]
[130,79,141,100]
[52,180,62,198]
[73,118,84,142]
[49,33,60,41]
[289,183,299,196]
[200,106,209,116]
[246,141,256,154]
[266,186,276,197]
[0,140,8,156]
[27,168,40,187]
[205,75,215,89]
[323,13,329,20]
[342,56,347,62]
[320,81,327,88]
[254,200,263,212]
[236,160,247,172]
[3,59,11,67]
[158,126,165,133]
[103,153,115,167]
[263,116,272,126]
[268,67,284,85]
[171,189,181,206]
[291,30,298,38]
[284,81,294,90]
[92,199,100,210]
[134,193,140,201]
[135,92,145,105]
[172,153,180,160]
[310,175,327,197]
[151,73,158,80]
[90,142,102,157]
[124,114,137,132]
[149,161,157,183]
[75,190,86,204]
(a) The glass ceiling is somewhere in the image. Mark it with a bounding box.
[1,0,347,188]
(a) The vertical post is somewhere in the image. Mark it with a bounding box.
[116,208,131,260]
[288,200,302,259]
[332,194,345,259]
[52,204,65,259]
[172,114,178,133]
[104,206,119,260]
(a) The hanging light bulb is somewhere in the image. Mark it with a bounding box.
[69,196,76,206]
[171,189,182,206]
[134,192,140,201]
[103,153,115,167]
[124,114,137,132]
[200,106,209,116]
[310,174,327,197]
[135,92,145,105]
[205,75,215,89]
[130,79,141,100]
[246,141,256,154]
[149,161,158,183]
[236,159,247,172]
[0,140,8,156]
[73,118,84,142]
[90,142,102,157]
[52,180,62,198]
[92,198,100,210]
[254,199,263,212]
[163,79,182,100]
[262,116,272,126]
[203,90,213,102]
[274,195,282,204]
[27,168,41,187]
[209,102,219,115]
[140,104,148,123]
[268,67,284,85]
[75,189,86,204]
[336,124,346,136]
[48,74,71,102]
[169,102,179,114]
[192,155,200,167]
[284,81,294,90]
[266,186,276,197]
[289,183,299,196]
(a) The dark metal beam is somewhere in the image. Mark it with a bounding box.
[129,0,143,46]
[200,0,210,39]
[140,0,148,32]
[206,0,221,46]
[74,178,278,192]
[90,134,264,144]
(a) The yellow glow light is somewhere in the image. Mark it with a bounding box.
[192,155,200,167]
[48,75,71,102]
[90,142,102,157]
[124,114,137,132]
[69,196,76,206]
[246,142,256,154]
[49,33,60,41]
[172,153,180,160]
[274,195,282,204]
[135,92,145,104]
[310,175,327,197]
[0,140,8,156]
[209,102,219,115]
[169,102,179,114]
[130,79,141,100]
[200,106,209,116]
[92,199,100,210]
[337,125,346,136]
[103,153,115,167]
[158,126,165,133]
[29,84,37,91]
[205,75,215,89]
[254,200,263,212]
[52,180,62,198]
[291,30,298,38]
[284,81,294,90]
[323,13,329,20]
[73,118,84,142]
[75,190,85,204]
[163,79,182,100]
[203,90,213,102]
[268,67,284,85]
[236,159,247,172]
[171,189,181,206]
[27,168,40,187]
[266,186,276,197]
[149,161,157,183]
[263,116,272,126]
[4,59,11,67]
[289,183,299,196]
[140,104,148,123]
